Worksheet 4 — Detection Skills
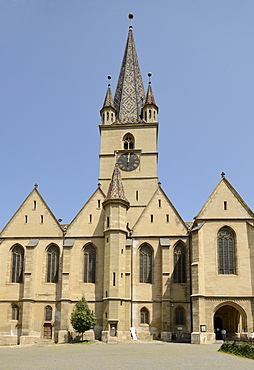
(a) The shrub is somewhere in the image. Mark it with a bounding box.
[219,342,254,360]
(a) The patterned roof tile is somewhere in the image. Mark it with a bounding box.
[114,27,145,123]
[104,164,129,203]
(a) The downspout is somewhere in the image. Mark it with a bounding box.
[130,234,133,328]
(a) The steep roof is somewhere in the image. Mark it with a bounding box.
[144,81,158,108]
[113,23,145,123]
[195,176,254,220]
[132,186,188,236]
[66,186,106,237]
[101,79,115,112]
[104,164,129,204]
[0,186,63,238]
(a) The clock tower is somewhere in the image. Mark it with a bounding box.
[99,15,159,227]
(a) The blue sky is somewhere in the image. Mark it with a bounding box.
[1,0,254,230]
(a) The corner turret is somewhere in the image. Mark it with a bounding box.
[100,76,116,125]
[142,73,158,123]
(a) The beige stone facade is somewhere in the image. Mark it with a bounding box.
[1,18,254,345]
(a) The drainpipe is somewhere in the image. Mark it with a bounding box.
[130,234,133,328]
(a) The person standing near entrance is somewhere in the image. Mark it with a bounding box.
[221,329,226,340]
[250,331,254,341]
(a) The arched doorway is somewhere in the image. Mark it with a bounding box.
[214,303,247,339]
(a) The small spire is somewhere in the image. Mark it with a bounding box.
[101,76,115,110]
[221,172,225,178]
[144,73,158,107]
[104,164,129,203]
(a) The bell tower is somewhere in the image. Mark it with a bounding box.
[99,14,159,226]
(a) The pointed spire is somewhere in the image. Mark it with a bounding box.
[114,14,145,123]
[102,76,115,110]
[104,164,129,204]
[144,73,157,107]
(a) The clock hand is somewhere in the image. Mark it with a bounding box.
[127,152,130,163]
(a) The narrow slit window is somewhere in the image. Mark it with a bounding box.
[136,191,139,201]
[25,215,28,224]
[158,199,161,208]
[107,217,110,228]
[12,305,19,320]
[33,201,37,210]
[224,201,227,210]
[150,214,153,223]
[113,272,116,286]
[97,200,101,209]
[89,214,92,223]
[166,214,169,223]
[40,215,44,224]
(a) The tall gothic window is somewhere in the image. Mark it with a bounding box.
[218,227,236,274]
[140,307,149,324]
[123,134,134,150]
[173,243,186,283]
[11,245,24,283]
[84,244,96,283]
[46,245,59,283]
[139,244,152,283]
[175,306,185,325]
[45,305,53,321]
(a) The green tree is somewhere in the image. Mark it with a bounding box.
[70,296,96,341]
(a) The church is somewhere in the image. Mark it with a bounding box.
[1,14,254,345]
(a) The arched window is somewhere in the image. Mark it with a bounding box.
[173,243,186,283]
[139,244,152,283]
[45,305,53,321]
[84,244,96,283]
[218,227,236,274]
[175,306,185,325]
[123,134,134,150]
[46,245,59,283]
[140,307,149,324]
[11,304,19,320]
[11,245,24,283]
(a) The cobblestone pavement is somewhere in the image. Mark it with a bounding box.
[0,341,254,369]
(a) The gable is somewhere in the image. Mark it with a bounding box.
[1,188,63,238]
[132,187,187,236]
[66,188,105,237]
[196,178,254,220]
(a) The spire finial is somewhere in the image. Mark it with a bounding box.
[221,172,225,178]
[34,183,38,189]
[107,75,111,86]
[148,72,152,85]
[128,13,133,29]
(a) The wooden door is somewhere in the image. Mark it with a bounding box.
[44,324,52,339]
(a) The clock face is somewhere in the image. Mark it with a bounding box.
[117,152,140,172]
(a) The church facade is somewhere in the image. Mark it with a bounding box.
[1,16,254,345]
